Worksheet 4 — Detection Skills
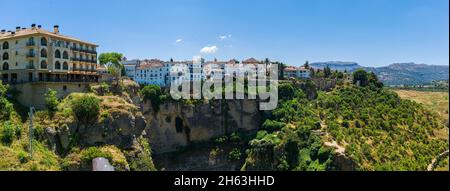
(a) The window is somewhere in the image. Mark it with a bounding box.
[63,62,68,70]
[55,61,61,70]
[40,60,47,69]
[55,50,61,58]
[41,37,47,46]
[40,48,47,58]
[2,62,8,70]
[2,52,9,60]
[63,51,69,59]
[3,42,9,50]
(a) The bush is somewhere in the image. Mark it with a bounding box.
[140,85,165,112]
[70,95,101,125]
[353,69,369,87]
[45,89,59,114]
[0,82,14,121]
[0,121,21,144]
[278,83,297,100]
[228,148,242,161]
[262,120,286,132]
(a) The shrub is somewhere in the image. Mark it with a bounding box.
[70,95,101,125]
[0,82,14,121]
[140,85,165,112]
[262,120,286,132]
[228,148,242,161]
[353,69,369,87]
[0,121,21,144]
[44,89,59,115]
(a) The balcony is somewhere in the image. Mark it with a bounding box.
[26,41,36,46]
[70,47,80,51]
[26,53,35,58]
[71,47,97,54]
[26,64,35,69]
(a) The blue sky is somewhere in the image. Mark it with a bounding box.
[1,0,448,66]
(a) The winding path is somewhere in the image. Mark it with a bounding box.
[427,150,449,171]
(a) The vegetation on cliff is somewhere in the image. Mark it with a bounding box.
[0,82,60,170]
[0,80,156,171]
[243,71,448,171]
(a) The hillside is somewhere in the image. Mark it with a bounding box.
[366,63,449,85]
[310,62,449,86]
[242,71,449,171]
[310,61,363,72]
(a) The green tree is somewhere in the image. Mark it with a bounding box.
[324,66,332,78]
[70,95,101,126]
[278,83,297,100]
[304,61,310,69]
[0,82,14,121]
[98,52,123,66]
[45,89,59,115]
[352,69,369,86]
[140,85,166,112]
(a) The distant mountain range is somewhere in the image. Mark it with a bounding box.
[310,61,449,85]
[310,61,362,72]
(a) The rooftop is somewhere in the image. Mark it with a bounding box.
[0,24,98,46]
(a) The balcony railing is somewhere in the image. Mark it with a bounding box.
[70,67,98,72]
[26,53,35,58]
[71,47,97,54]
[26,41,36,46]
[71,58,97,63]
[26,64,35,69]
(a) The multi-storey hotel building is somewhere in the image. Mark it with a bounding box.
[0,24,98,84]
[0,24,99,108]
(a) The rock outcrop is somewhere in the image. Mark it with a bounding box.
[142,99,261,153]
[44,94,147,154]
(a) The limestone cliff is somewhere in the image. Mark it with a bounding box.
[141,99,262,153]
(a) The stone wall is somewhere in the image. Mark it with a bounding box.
[142,99,261,154]
[13,82,92,109]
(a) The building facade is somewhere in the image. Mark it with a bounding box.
[283,66,310,79]
[0,24,99,84]
[0,24,99,108]
[122,59,141,80]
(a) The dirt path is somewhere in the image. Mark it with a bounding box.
[427,150,449,171]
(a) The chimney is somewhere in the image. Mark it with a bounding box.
[38,25,42,29]
[16,26,21,32]
[31,24,36,28]
[53,25,59,34]
[1,30,5,34]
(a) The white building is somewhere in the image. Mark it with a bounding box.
[283,66,310,79]
[121,59,141,80]
[135,60,168,86]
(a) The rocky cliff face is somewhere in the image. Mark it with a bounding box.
[44,96,147,154]
[141,99,262,153]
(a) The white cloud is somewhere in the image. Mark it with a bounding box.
[219,34,232,40]
[175,39,183,43]
[200,46,218,54]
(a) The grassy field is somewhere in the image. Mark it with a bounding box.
[394,89,449,123]
[394,89,449,171]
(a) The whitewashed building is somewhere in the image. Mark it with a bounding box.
[135,60,168,86]
[121,59,141,80]
[283,66,310,79]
